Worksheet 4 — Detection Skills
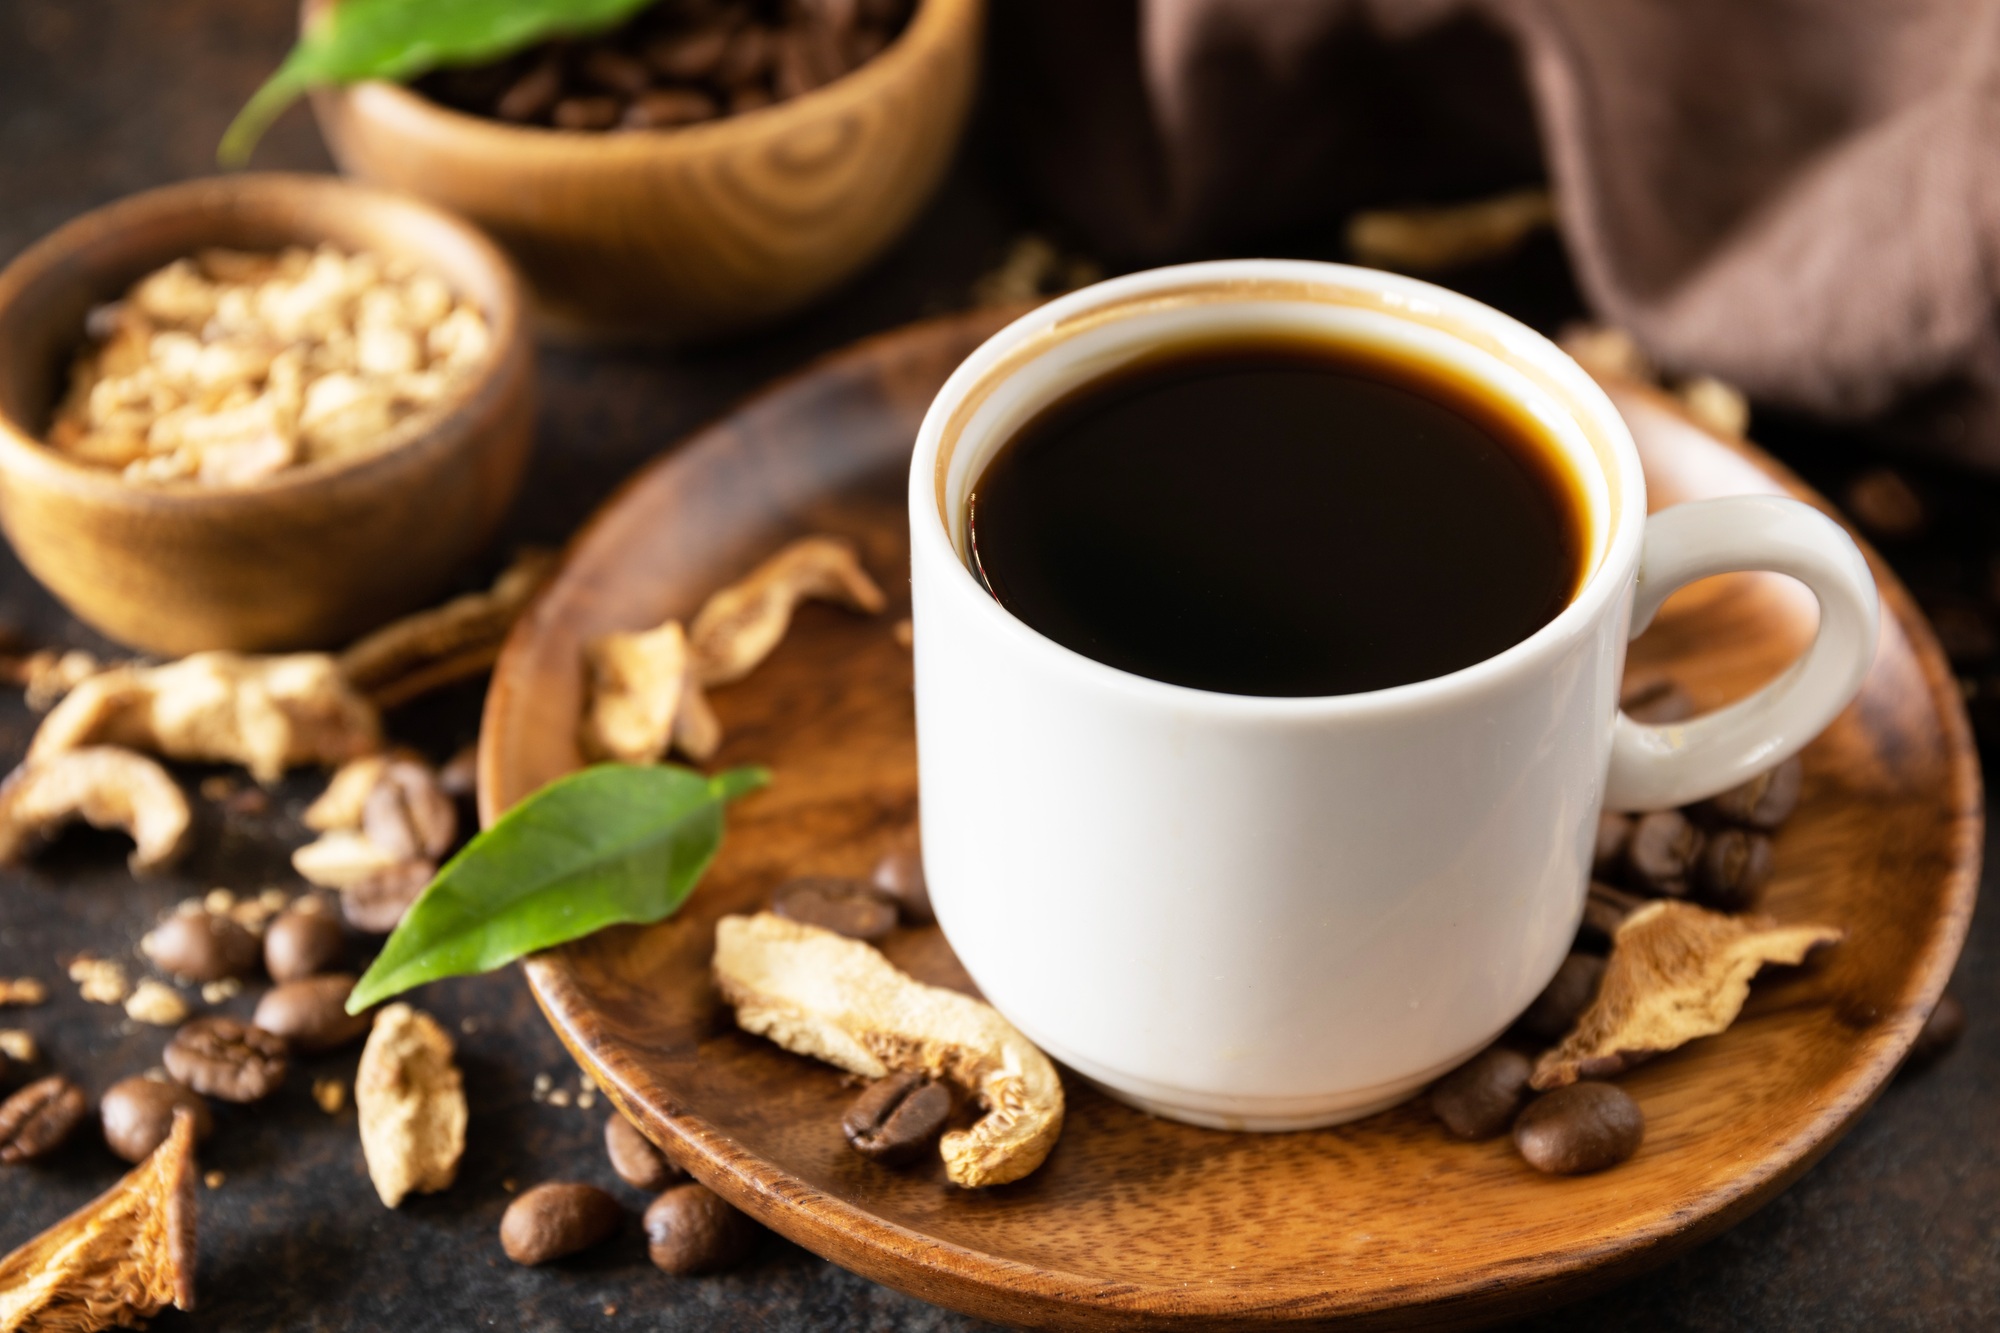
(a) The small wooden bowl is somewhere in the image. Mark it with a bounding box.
[309,0,983,340]
[0,173,534,656]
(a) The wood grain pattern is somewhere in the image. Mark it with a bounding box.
[310,0,982,341]
[479,309,1980,1330]
[0,173,534,654]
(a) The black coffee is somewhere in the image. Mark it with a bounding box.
[965,336,1585,697]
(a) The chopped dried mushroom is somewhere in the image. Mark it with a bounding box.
[1345,188,1555,273]
[0,1106,196,1332]
[357,1003,466,1207]
[0,747,191,874]
[578,618,720,764]
[29,652,380,785]
[688,537,887,686]
[1532,900,1843,1089]
[45,244,491,486]
[338,549,555,707]
[292,830,402,889]
[714,912,1063,1188]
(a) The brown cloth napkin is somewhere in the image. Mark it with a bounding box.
[999,0,2000,466]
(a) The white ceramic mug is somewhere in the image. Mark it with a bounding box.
[907,260,1879,1131]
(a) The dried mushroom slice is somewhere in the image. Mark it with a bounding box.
[713,912,1063,1188]
[357,1003,466,1208]
[339,549,555,707]
[0,747,192,874]
[688,537,887,686]
[0,1106,197,1332]
[1532,900,1843,1090]
[303,754,393,832]
[29,652,380,785]
[580,619,690,765]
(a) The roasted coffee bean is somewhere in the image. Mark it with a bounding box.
[842,1070,950,1164]
[623,88,720,128]
[163,1017,287,1103]
[437,744,479,799]
[1843,467,1926,540]
[1625,810,1702,896]
[1581,880,1644,944]
[341,860,433,934]
[0,1075,87,1163]
[1902,991,1966,1074]
[606,1111,686,1191]
[144,911,259,982]
[1591,812,1632,880]
[871,846,933,925]
[1700,755,1803,830]
[1427,1047,1531,1141]
[496,55,564,122]
[1621,675,1695,725]
[502,1182,624,1266]
[1516,953,1606,1044]
[363,761,458,862]
[580,46,653,96]
[645,1183,758,1275]
[264,902,345,982]
[253,974,371,1053]
[554,95,625,131]
[645,26,735,81]
[1513,1082,1644,1175]
[100,1075,213,1163]
[771,876,898,941]
[1692,827,1774,911]
[715,24,775,84]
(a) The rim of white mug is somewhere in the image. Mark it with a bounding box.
[909,258,1648,719]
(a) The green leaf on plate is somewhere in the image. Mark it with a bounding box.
[347,762,769,1013]
[220,0,657,165]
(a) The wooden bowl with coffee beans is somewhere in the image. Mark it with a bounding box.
[0,173,533,655]
[308,0,983,341]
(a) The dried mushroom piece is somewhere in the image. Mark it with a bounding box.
[29,652,380,785]
[292,830,402,890]
[1346,188,1555,273]
[578,619,719,764]
[0,1106,197,1332]
[713,912,1063,1188]
[688,537,887,686]
[0,747,192,874]
[338,549,555,707]
[303,754,392,832]
[356,1003,466,1208]
[1532,900,1843,1089]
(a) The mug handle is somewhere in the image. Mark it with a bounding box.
[1603,494,1881,812]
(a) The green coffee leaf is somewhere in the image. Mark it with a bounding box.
[221,0,656,165]
[348,763,769,1012]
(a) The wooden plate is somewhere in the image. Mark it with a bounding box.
[479,309,1980,1330]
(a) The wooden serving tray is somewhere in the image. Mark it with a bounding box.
[478,308,1978,1330]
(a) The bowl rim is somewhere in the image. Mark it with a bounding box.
[312,0,977,155]
[0,170,527,510]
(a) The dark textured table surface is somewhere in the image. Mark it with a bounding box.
[0,2,1995,1329]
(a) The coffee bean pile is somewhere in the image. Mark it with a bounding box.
[1595,676,1802,914]
[1430,683,1804,1174]
[417,0,917,132]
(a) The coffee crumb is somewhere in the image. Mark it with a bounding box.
[199,775,236,801]
[577,1085,597,1110]
[313,1077,347,1114]
[892,618,913,648]
[124,979,191,1027]
[532,1072,552,1102]
[604,1305,618,1317]
[201,978,242,1005]
[204,1169,225,1189]
[460,1017,480,1035]
[204,888,237,915]
[548,1088,572,1108]
[0,1030,36,1063]
[503,1177,518,1193]
[0,978,48,1007]
[69,956,131,1005]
